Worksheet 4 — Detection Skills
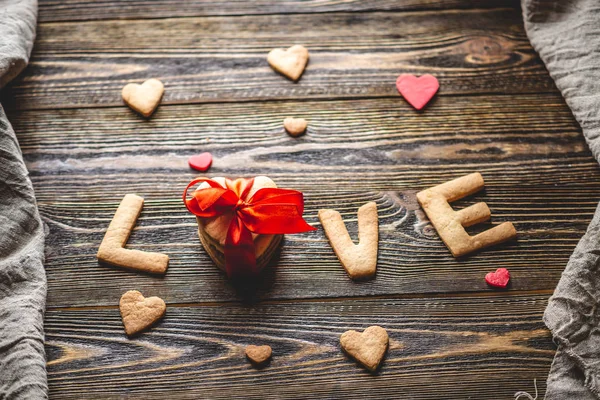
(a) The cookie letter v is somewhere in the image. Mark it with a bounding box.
[318,202,378,280]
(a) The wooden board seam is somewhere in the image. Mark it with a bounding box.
[37,6,522,26]
[4,91,563,113]
[46,289,554,312]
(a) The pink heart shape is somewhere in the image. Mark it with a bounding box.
[485,268,510,288]
[188,152,213,172]
[396,74,439,110]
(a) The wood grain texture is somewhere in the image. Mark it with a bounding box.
[34,180,600,307]
[46,294,552,399]
[8,93,598,307]
[11,1,586,397]
[3,8,554,110]
[37,0,520,22]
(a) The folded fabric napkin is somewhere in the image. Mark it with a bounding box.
[0,0,48,398]
[522,0,600,398]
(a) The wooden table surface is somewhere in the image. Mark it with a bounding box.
[4,0,598,398]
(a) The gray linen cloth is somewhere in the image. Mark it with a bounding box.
[0,0,47,399]
[522,0,600,398]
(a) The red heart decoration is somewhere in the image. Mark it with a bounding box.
[485,268,510,288]
[188,152,213,172]
[396,74,439,110]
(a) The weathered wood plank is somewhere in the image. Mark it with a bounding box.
[38,0,520,22]
[16,2,563,398]
[8,94,597,307]
[3,8,553,110]
[35,181,599,307]
[11,94,580,163]
[45,294,552,399]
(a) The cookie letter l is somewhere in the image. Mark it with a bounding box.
[318,202,378,280]
[97,194,169,274]
[416,173,516,257]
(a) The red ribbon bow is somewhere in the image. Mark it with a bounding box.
[183,177,316,278]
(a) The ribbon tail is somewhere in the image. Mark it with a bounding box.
[225,215,258,278]
[240,203,316,234]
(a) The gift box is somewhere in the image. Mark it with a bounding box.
[196,177,283,273]
[183,176,315,278]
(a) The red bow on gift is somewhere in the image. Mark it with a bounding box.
[183,177,316,278]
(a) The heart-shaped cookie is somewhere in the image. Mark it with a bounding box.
[122,78,164,117]
[485,267,510,288]
[119,290,166,337]
[283,117,308,137]
[340,325,388,372]
[188,152,213,172]
[396,74,439,110]
[245,345,272,366]
[267,45,309,81]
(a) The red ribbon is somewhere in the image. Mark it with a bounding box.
[183,177,316,278]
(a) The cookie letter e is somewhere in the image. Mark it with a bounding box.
[416,172,516,257]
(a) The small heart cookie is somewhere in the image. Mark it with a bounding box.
[485,267,510,288]
[396,74,439,110]
[119,290,166,337]
[267,45,309,81]
[122,78,164,117]
[188,152,213,172]
[340,326,388,372]
[283,117,308,137]
[245,345,272,366]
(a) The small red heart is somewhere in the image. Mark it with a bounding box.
[396,74,439,110]
[485,268,510,288]
[188,152,212,172]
